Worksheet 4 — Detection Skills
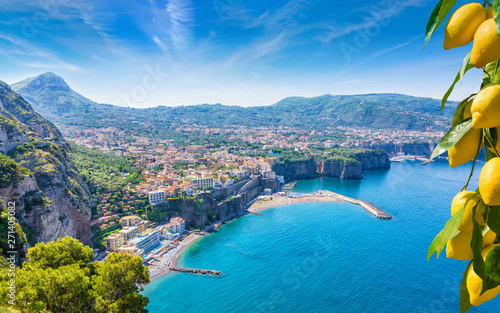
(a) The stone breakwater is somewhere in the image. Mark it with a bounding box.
[169,267,222,276]
[248,190,392,220]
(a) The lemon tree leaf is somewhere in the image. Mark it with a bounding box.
[481,246,500,294]
[460,262,473,313]
[424,0,458,49]
[441,63,475,113]
[494,0,500,37]
[452,94,475,127]
[486,206,500,234]
[459,51,472,83]
[471,203,486,280]
[428,207,464,260]
[429,119,473,161]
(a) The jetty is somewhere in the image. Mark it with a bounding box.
[323,191,392,219]
[169,266,222,276]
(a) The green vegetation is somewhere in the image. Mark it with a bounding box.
[0,155,30,189]
[12,73,457,133]
[68,142,138,190]
[0,237,150,312]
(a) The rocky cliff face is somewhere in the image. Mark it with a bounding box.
[159,178,279,228]
[0,81,92,246]
[273,149,390,182]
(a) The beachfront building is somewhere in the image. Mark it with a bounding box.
[170,217,186,233]
[164,232,180,241]
[117,245,141,258]
[128,230,162,254]
[118,226,140,242]
[148,190,166,206]
[121,215,147,232]
[121,215,141,227]
[106,233,125,251]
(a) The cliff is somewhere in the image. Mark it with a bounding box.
[155,177,279,228]
[0,81,92,249]
[273,149,390,182]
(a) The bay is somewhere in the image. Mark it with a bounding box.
[143,160,496,312]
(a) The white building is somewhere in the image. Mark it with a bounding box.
[128,230,161,254]
[148,190,166,206]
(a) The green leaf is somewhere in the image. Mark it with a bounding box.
[429,119,473,161]
[481,246,500,294]
[428,191,479,260]
[460,262,473,313]
[441,63,475,113]
[471,203,486,280]
[460,51,472,83]
[487,205,500,234]
[484,60,500,84]
[494,0,500,37]
[452,95,476,127]
[423,0,458,49]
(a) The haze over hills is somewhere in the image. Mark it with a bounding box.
[11,72,456,132]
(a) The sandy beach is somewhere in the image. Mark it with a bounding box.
[248,191,342,212]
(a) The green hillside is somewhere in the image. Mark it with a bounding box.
[12,72,456,132]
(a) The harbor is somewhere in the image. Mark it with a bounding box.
[248,190,392,220]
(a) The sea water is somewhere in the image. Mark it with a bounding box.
[143,160,497,312]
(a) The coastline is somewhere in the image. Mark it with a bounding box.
[148,189,390,282]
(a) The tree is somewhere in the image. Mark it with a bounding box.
[0,237,150,312]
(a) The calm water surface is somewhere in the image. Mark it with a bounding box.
[143,160,496,312]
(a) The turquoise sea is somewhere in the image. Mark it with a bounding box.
[143,160,498,312]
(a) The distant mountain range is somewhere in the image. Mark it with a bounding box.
[11,72,456,131]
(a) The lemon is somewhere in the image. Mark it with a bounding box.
[446,230,496,260]
[463,100,473,119]
[471,19,500,68]
[451,191,485,234]
[467,244,500,306]
[471,84,500,129]
[448,128,482,167]
[479,158,500,206]
[444,3,487,50]
[486,6,495,19]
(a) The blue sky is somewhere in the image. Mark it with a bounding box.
[0,0,484,107]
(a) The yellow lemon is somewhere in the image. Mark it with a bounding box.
[471,84,500,129]
[446,230,496,260]
[451,191,485,234]
[479,158,500,206]
[463,100,473,119]
[471,19,500,68]
[467,244,500,306]
[444,3,487,50]
[486,6,495,19]
[448,128,482,167]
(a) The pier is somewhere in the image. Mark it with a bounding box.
[169,267,222,276]
[323,191,392,219]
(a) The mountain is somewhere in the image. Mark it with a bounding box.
[0,81,92,254]
[12,72,456,132]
